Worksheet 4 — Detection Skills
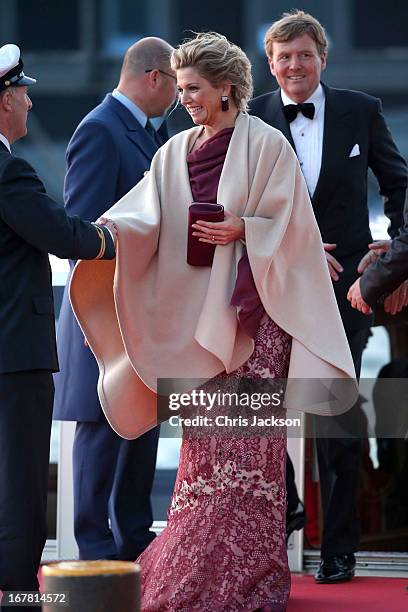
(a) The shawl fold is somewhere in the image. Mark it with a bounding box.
[70,113,358,439]
[187,126,265,338]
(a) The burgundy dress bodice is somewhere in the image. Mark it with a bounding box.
[187,127,234,203]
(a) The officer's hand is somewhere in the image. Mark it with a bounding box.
[384,280,408,315]
[357,240,391,274]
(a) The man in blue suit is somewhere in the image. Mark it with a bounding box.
[53,37,177,561]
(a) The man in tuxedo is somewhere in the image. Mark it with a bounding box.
[251,10,407,583]
[53,37,177,561]
[0,45,115,610]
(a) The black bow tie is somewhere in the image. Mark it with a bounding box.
[283,102,315,123]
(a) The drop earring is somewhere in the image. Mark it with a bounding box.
[221,96,229,112]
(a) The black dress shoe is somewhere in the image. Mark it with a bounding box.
[314,554,355,584]
[286,501,306,541]
[345,553,356,571]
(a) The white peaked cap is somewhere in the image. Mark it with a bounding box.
[0,44,20,78]
[0,43,36,90]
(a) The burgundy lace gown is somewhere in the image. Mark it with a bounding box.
[137,129,292,611]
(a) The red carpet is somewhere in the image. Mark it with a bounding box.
[288,575,407,611]
[35,570,407,610]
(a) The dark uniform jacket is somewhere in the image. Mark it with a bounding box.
[0,142,114,374]
[361,218,408,306]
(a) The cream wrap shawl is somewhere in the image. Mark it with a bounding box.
[70,113,357,439]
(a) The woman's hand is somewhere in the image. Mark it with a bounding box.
[97,217,118,246]
[192,210,245,245]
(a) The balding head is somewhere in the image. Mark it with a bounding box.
[117,37,177,118]
[121,37,174,77]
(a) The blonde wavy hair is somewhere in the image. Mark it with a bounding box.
[171,32,253,112]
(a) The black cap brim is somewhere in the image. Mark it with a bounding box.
[17,74,36,86]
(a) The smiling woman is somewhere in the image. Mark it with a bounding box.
[70,30,356,612]
[171,33,250,245]
[174,31,252,152]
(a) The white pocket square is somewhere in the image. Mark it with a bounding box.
[349,144,360,158]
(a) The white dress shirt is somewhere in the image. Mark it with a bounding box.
[281,84,325,197]
[0,132,11,152]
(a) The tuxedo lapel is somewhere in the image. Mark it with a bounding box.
[312,84,355,209]
[260,91,296,150]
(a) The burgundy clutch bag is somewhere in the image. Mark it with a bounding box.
[187,203,224,266]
